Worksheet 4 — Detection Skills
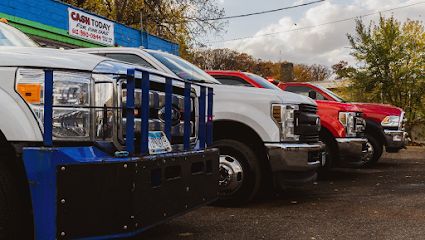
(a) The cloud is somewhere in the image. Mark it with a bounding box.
[220,0,425,66]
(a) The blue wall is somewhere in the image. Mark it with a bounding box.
[0,0,179,55]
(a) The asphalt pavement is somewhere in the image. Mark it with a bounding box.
[138,147,425,240]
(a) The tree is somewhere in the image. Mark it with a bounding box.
[346,16,425,130]
[332,61,350,79]
[191,48,331,81]
[63,0,225,57]
[293,64,331,82]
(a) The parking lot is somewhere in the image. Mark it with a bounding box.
[140,147,425,240]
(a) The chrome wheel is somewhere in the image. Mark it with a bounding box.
[362,141,374,163]
[218,155,244,196]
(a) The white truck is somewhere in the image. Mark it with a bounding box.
[76,47,326,204]
[0,21,219,239]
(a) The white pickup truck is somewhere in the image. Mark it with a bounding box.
[0,21,220,239]
[76,47,326,204]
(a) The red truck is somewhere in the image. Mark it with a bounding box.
[207,70,370,170]
[277,82,408,165]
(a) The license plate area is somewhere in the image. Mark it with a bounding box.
[149,131,172,154]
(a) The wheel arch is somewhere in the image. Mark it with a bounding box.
[213,120,270,170]
[365,119,386,145]
[320,126,338,151]
[0,130,34,231]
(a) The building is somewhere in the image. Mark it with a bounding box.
[0,0,179,54]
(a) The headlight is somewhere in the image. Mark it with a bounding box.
[16,68,93,140]
[339,112,356,137]
[272,104,299,142]
[381,115,400,128]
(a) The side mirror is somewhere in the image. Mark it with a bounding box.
[308,91,317,99]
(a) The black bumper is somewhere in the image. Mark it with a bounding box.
[56,149,219,239]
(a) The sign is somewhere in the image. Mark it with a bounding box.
[68,8,114,46]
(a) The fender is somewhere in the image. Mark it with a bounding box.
[0,68,42,142]
[213,100,280,143]
[319,114,345,138]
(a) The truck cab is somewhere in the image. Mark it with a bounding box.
[75,47,326,204]
[0,21,219,239]
[207,71,370,170]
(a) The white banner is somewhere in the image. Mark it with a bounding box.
[68,8,114,46]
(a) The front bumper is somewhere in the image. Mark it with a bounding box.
[335,138,368,167]
[22,146,219,240]
[384,130,408,149]
[265,143,325,183]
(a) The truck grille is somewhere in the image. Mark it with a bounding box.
[118,81,197,148]
[354,113,366,137]
[295,104,320,143]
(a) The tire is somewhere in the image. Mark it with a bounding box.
[212,139,262,205]
[317,134,337,178]
[362,134,384,167]
[0,161,32,239]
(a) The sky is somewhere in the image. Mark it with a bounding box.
[205,0,425,67]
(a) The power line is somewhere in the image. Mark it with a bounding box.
[204,0,325,21]
[207,1,425,44]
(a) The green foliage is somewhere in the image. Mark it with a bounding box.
[345,16,425,129]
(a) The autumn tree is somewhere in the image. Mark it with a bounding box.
[191,48,257,72]
[191,48,331,81]
[63,0,225,57]
[293,64,331,82]
[346,16,425,129]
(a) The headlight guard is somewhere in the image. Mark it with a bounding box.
[16,68,94,141]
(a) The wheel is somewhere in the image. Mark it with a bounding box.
[212,139,262,205]
[0,161,32,239]
[361,134,383,167]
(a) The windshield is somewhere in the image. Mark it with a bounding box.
[244,72,281,90]
[0,23,38,47]
[147,50,220,84]
[314,84,346,102]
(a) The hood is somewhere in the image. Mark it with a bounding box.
[316,100,361,112]
[280,90,317,106]
[0,47,108,71]
[353,102,403,117]
[208,84,317,106]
